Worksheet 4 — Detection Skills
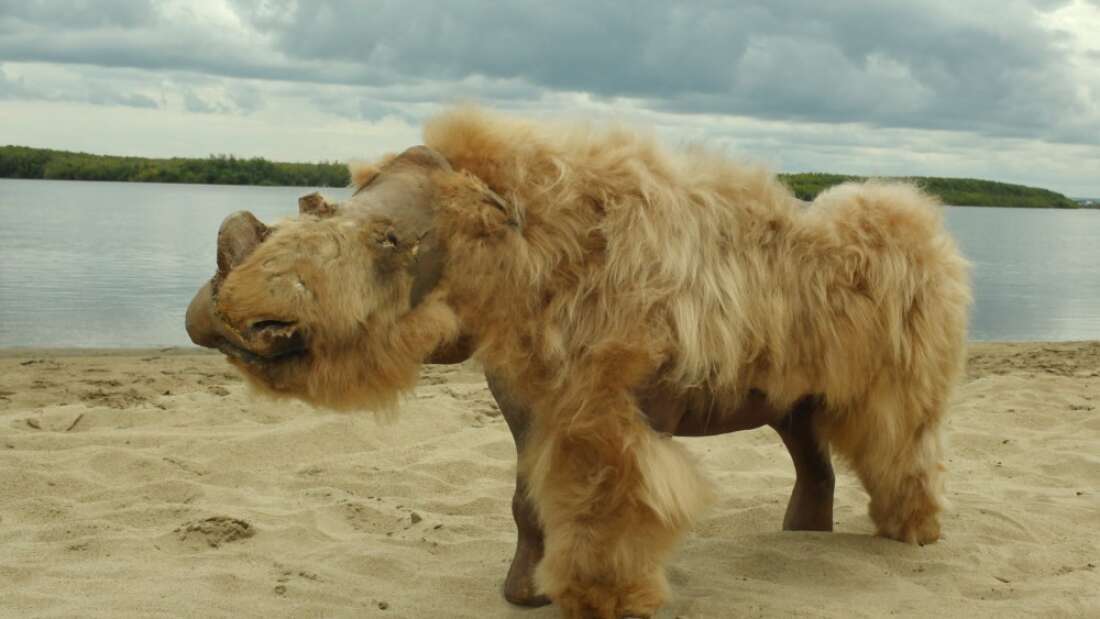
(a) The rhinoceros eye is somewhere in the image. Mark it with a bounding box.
[376,229,400,249]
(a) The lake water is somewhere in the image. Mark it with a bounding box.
[1,178,1098,347]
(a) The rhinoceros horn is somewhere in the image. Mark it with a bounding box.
[185,210,270,351]
[215,210,269,286]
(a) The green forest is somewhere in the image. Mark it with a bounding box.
[779,172,1079,209]
[0,145,1081,208]
[0,145,347,187]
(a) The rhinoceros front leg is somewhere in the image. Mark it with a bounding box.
[485,372,552,608]
[770,396,835,532]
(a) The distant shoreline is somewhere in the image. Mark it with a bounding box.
[1,144,1082,208]
[1,145,347,188]
[781,172,1081,209]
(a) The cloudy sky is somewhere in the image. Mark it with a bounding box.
[1,0,1098,196]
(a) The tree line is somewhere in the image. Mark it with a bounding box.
[0,145,348,187]
[779,172,1079,209]
[0,145,1080,207]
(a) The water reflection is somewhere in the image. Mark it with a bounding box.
[943,207,1100,341]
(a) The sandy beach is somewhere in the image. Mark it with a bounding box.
[1,342,1097,618]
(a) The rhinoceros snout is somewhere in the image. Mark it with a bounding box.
[185,280,220,348]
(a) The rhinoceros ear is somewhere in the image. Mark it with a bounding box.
[394,145,452,171]
[349,160,385,193]
[482,185,520,229]
[298,192,339,217]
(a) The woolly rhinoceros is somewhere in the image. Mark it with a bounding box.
[186,108,970,618]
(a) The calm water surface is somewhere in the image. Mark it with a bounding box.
[1,178,1098,347]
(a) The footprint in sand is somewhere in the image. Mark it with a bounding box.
[477,398,501,418]
[174,516,255,548]
[81,379,123,387]
[79,388,146,409]
[271,565,322,596]
[20,359,61,369]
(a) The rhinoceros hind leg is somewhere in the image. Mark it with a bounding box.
[771,397,835,532]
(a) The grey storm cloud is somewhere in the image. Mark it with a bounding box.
[1,0,1096,143]
[0,63,158,109]
[234,0,1092,139]
[0,0,156,30]
[181,88,225,114]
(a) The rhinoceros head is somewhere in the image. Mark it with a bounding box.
[184,146,495,411]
